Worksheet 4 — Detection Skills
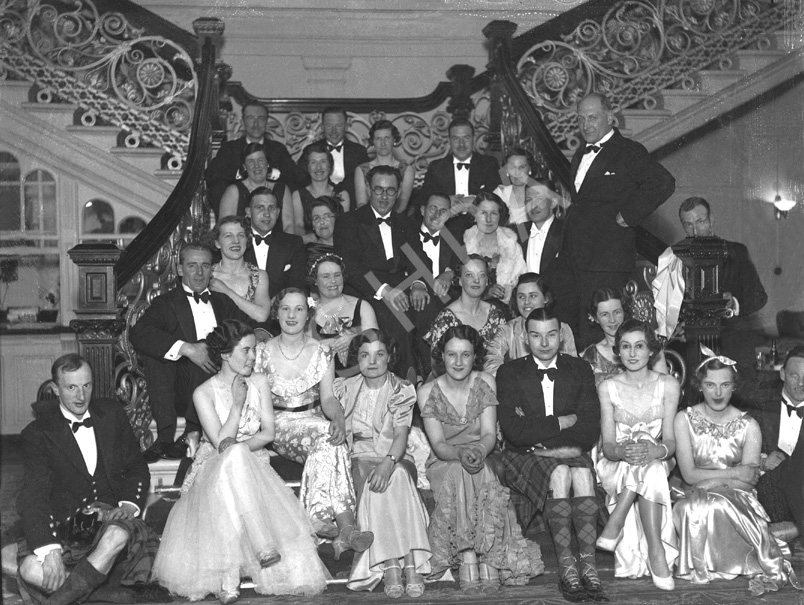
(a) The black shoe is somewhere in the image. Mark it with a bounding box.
[581,573,609,602]
[131,582,173,603]
[558,576,589,603]
[143,440,186,463]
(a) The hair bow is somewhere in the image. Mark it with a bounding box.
[695,343,738,374]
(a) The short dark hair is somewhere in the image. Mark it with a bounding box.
[206,319,255,367]
[322,106,348,121]
[679,196,711,217]
[366,164,401,188]
[242,101,268,117]
[448,117,474,136]
[614,319,662,365]
[784,346,804,368]
[425,192,451,207]
[369,119,400,145]
[504,147,535,169]
[308,252,347,284]
[510,273,553,318]
[437,324,485,371]
[213,215,250,242]
[588,287,627,323]
[240,141,267,168]
[179,241,213,264]
[304,195,342,232]
[51,353,89,384]
[473,190,510,227]
[248,186,280,210]
[347,328,399,372]
[270,287,314,324]
[692,358,740,392]
[299,140,334,175]
[526,306,560,331]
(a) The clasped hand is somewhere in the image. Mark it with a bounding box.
[620,439,657,466]
[367,457,395,493]
[458,444,486,474]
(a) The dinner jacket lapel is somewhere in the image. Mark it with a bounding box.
[357,206,387,260]
[42,405,92,478]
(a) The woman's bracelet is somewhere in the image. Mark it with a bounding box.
[658,443,669,460]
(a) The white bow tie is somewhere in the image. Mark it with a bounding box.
[530,224,544,238]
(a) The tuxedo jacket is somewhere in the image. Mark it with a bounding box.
[564,129,675,272]
[515,217,564,276]
[756,387,802,456]
[419,153,502,204]
[722,239,767,317]
[130,287,250,360]
[243,230,307,299]
[296,138,370,205]
[205,136,298,216]
[334,204,432,301]
[496,354,600,454]
[18,398,149,551]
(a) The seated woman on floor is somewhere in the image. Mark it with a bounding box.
[423,254,508,377]
[418,325,537,595]
[253,288,373,557]
[673,347,801,595]
[335,329,431,598]
[595,320,679,590]
[152,320,327,603]
[484,272,577,375]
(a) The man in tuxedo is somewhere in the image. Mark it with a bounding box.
[334,165,432,377]
[516,182,564,276]
[550,93,675,348]
[242,186,307,300]
[756,346,804,536]
[497,307,605,603]
[678,196,767,372]
[419,117,501,236]
[16,354,158,605]
[205,101,298,217]
[296,106,369,204]
[130,242,251,462]
[413,192,465,376]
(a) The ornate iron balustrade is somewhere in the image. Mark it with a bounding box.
[0,0,197,164]
[515,0,801,150]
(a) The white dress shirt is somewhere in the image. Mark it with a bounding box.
[329,141,345,184]
[526,215,555,274]
[251,231,271,270]
[778,394,804,456]
[453,155,472,196]
[574,129,614,192]
[533,357,559,416]
[165,285,218,360]
[421,228,442,277]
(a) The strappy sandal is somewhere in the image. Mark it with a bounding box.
[384,564,404,599]
[404,564,425,598]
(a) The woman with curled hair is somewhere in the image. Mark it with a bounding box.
[418,325,537,594]
[293,141,350,223]
[595,319,680,589]
[484,273,577,375]
[423,255,508,377]
[209,215,270,322]
[493,147,536,225]
[334,329,432,598]
[153,320,327,602]
[254,288,373,558]
[672,351,799,593]
[354,119,415,212]
[462,191,527,304]
[309,253,378,372]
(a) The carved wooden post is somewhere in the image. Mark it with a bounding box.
[672,236,730,406]
[445,64,476,120]
[68,243,125,399]
[483,20,518,156]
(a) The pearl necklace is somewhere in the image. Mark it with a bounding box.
[277,334,307,361]
[214,262,247,276]
[319,296,346,319]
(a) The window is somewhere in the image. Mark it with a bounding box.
[82,199,115,234]
[0,152,21,232]
[24,170,57,233]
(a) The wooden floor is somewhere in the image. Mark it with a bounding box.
[3,435,804,605]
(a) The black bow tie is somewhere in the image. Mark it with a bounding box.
[535,367,558,382]
[785,402,804,418]
[327,143,343,153]
[583,144,602,155]
[69,417,93,433]
[186,290,211,304]
[456,162,469,171]
[376,216,392,226]
[254,233,272,246]
[421,231,440,245]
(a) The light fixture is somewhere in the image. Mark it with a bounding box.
[773,141,796,220]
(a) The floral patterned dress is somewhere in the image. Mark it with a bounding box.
[254,342,355,534]
[423,306,507,374]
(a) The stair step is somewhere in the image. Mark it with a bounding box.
[0,79,33,104]
[110,146,166,173]
[65,125,121,151]
[732,49,787,74]
[697,69,746,94]
[619,109,671,133]
[20,101,79,129]
[660,89,709,114]
[154,169,182,183]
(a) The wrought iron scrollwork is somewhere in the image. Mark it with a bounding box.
[0,0,196,159]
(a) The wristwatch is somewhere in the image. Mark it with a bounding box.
[386,453,397,463]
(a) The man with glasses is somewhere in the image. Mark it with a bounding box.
[334,165,432,378]
[205,101,298,217]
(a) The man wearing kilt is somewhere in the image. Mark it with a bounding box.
[16,354,160,605]
[497,307,606,603]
